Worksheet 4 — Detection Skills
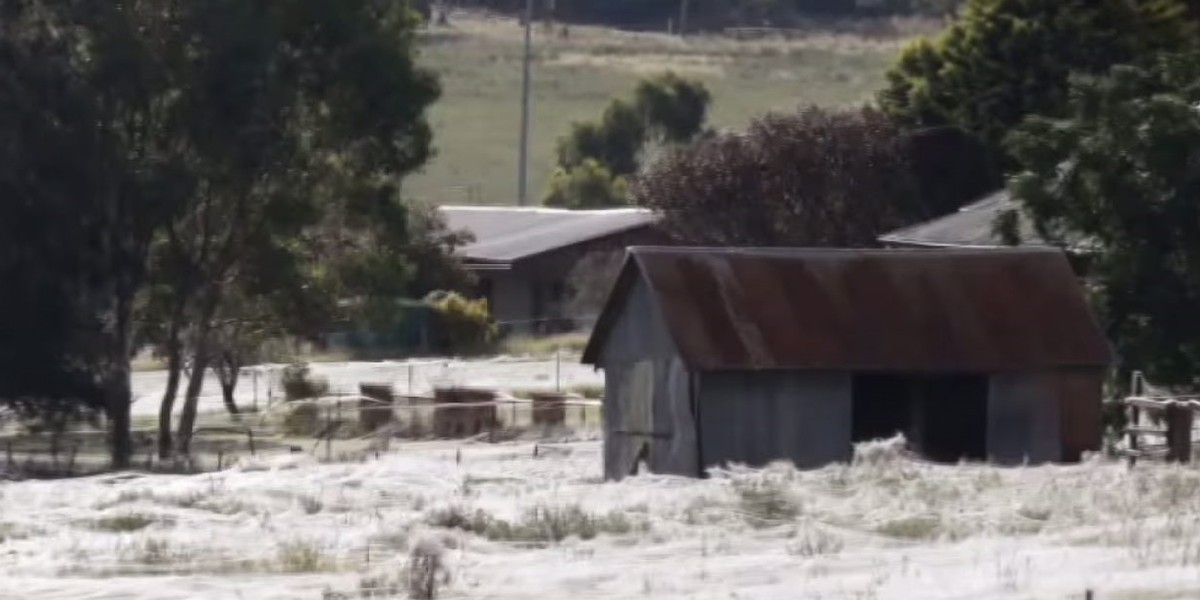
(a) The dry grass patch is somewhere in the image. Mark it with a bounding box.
[90,513,160,533]
[875,515,941,541]
[733,478,801,527]
[428,503,638,545]
[501,333,589,357]
[277,540,335,573]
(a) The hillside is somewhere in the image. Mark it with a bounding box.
[406,12,937,205]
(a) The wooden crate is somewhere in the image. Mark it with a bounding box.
[433,387,498,438]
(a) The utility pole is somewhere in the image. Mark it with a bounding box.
[517,0,534,206]
[679,0,690,37]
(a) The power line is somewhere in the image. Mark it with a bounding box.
[517,0,534,206]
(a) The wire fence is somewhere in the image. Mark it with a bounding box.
[1,390,603,479]
[0,352,606,478]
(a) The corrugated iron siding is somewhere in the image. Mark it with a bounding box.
[623,247,1111,372]
[598,277,698,479]
[986,373,1061,464]
[697,371,852,470]
[1055,368,1105,462]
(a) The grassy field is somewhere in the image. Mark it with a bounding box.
[407,12,936,205]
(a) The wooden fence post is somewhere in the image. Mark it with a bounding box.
[66,439,79,476]
[1167,403,1193,463]
[325,406,333,462]
[246,428,256,456]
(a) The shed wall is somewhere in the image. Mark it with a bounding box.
[697,371,852,470]
[597,277,677,363]
[1055,368,1104,462]
[600,278,697,479]
[986,372,1062,464]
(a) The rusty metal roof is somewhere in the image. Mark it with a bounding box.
[582,247,1112,371]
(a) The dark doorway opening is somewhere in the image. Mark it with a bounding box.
[852,373,988,463]
[852,374,912,443]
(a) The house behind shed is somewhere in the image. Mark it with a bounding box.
[439,206,666,336]
[582,247,1112,479]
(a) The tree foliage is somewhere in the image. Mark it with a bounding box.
[543,159,630,209]
[879,0,1195,163]
[135,0,444,456]
[1006,51,1200,387]
[1,0,456,464]
[0,1,202,467]
[546,72,711,208]
[633,107,939,246]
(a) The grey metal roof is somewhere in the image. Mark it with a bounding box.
[878,190,1052,249]
[439,206,657,265]
[583,246,1112,371]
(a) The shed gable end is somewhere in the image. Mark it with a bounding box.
[596,274,679,364]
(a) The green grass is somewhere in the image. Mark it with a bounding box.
[408,13,926,205]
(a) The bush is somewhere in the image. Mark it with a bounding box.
[426,291,497,356]
[633,107,932,247]
[544,73,711,208]
[281,362,329,402]
[542,159,629,209]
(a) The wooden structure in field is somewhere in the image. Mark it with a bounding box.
[584,247,1113,480]
[433,387,499,438]
[358,383,395,433]
[1121,373,1199,464]
[530,392,567,426]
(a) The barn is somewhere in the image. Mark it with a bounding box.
[581,246,1112,480]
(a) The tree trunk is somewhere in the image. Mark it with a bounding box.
[106,296,135,470]
[175,340,210,457]
[176,283,223,457]
[157,304,186,459]
[107,373,133,470]
[216,352,241,416]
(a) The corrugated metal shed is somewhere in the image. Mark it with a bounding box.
[439,206,656,265]
[583,246,1112,372]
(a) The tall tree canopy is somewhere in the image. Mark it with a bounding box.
[545,72,711,208]
[878,0,1195,164]
[1006,51,1200,387]
[0,2,195,466]
[0,0,449,466]
[633,107,932,246]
